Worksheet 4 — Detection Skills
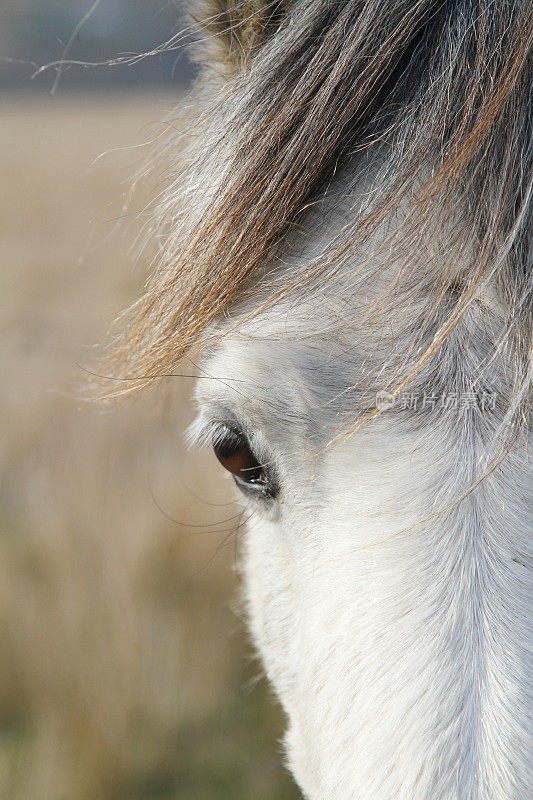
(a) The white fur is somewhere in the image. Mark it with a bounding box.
[192,289,532,799]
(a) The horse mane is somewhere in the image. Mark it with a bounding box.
[189,0,290,76]
[108,0,532,434]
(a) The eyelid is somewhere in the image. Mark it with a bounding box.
[187,404,256,449]
[186,414,237,450]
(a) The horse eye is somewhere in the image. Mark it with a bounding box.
[212,426,272,495]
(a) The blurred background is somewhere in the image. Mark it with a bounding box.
[1,3,296,798]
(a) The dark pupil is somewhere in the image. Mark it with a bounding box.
[213,427,266,485]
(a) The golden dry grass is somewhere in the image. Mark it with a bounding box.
[0,94,295,800]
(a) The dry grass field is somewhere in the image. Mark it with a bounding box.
[0,95,296,800]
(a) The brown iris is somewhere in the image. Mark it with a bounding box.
[212,426,269,490]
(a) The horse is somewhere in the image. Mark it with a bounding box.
[111,2,532,798]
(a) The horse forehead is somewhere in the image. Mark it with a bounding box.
[196,323,352,435]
